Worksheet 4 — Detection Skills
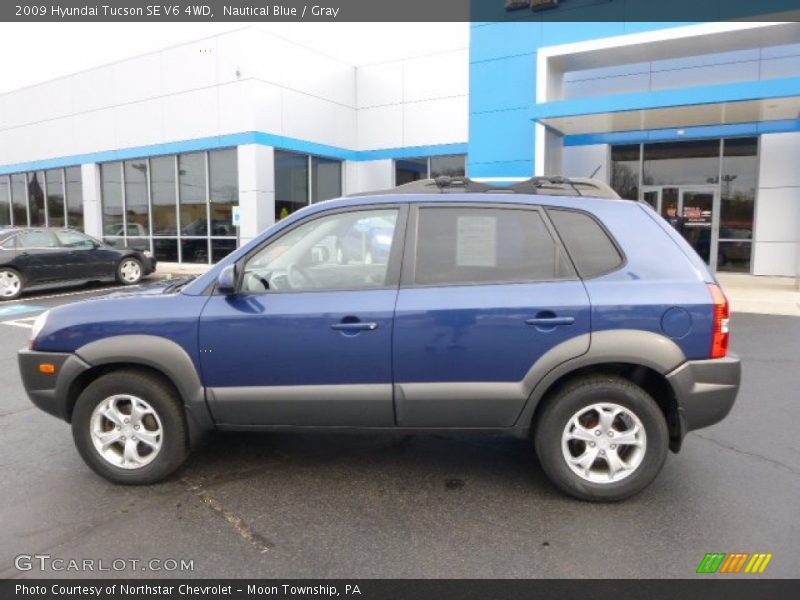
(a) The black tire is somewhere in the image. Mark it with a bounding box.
[0,267,25,301]
[534,376,668,502]
[116,256,143,285]
[71,369,189,484]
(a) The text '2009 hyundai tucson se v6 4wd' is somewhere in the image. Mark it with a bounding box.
[18,177,740,501]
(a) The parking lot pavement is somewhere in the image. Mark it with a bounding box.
[1,288,798,579]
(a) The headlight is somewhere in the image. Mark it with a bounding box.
[30,310,49,348]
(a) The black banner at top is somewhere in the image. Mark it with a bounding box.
[3,0,800,22]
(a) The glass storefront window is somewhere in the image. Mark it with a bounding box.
[28,171,46,226]
[10,173,27,226]
[65,166,83,229]
[311,156,341,203]
[101,162,124,235]
[124,160,150,236]
[99,149,238,264]
[611,137,758,273]
[45,169,65,227]
[430,155,466,179]
[151,156,177,235]
[394,155,467,185]
[610,144,640,200]
[179,153,208,237]
[0,176,10,226]
[275,150,309,220]
[209,148,238,237]
[3,167,83,229]
[643,140,720,186]
[720,138,757,240]
[395,158,428,185]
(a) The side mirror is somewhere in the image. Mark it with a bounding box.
[217,264,237,295]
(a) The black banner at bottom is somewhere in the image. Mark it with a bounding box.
[3,579,799,600]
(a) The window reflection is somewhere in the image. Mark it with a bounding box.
[0,176,10,226]
[124,160,149,236]
[65,167,84,229]
[99,149,238,263]
[643,140,720,186]
[46,169,65,228]
[28,172,46,226]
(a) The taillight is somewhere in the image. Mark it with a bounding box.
[707,283,730,358]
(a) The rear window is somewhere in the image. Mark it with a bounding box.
[413,207,575,286]
[548,209,623,278]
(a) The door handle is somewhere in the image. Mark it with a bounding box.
[525,316,575,326]
[331,322,378,332]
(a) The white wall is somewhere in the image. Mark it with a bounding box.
[752,132,800,276]
[237,144,275,243]
[563,145,609,181]
[355,49,469,151]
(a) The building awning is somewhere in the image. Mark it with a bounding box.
[533,76,800,137]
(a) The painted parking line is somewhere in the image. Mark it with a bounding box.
[0,304,46,318]
[2,316,38,329]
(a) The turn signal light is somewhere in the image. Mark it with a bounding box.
[707,283,730,359]
[39,363,56,375]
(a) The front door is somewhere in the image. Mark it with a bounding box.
[198,205,406,427]
[392,204,591,427]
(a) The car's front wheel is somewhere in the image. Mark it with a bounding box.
[0,267,24,300]
[116,257,143,285]
[72,369,189,484]
[534,376,668,502]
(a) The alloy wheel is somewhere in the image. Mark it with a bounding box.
[89,395,163,469]
[119,259,141,283]
[561,402,647,484]
[0,270,21,298]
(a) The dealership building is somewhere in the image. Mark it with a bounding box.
[1,19,799,275]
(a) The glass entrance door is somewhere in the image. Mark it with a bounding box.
[640,185,720,270]
[679,187,719,270]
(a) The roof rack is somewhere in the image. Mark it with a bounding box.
[349,176,620,199]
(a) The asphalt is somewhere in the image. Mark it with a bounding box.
[0,282,798,579]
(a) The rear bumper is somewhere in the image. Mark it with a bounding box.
[143,256,157,275]
[18,349,91,421]
[666,354,741,434]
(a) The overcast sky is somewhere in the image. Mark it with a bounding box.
[0,22,469,94]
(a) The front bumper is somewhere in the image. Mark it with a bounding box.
[18,349,91,421]
[666,354,741,435]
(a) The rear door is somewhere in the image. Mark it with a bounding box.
[392,203,591,427]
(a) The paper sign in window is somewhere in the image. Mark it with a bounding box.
[456,216,497,267]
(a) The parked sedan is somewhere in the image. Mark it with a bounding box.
[0,228,156,300]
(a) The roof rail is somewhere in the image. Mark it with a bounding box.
[349,176,620,199]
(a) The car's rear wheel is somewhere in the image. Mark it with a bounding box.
[72,369,189,484]
[116,257,143,285]
[0,267,24,300]
[534,376,668,502]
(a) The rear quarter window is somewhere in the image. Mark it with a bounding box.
[547,209,623,278]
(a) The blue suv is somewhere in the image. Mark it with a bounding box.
[18,176,740,501]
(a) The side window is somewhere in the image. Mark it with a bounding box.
[0,237,15,250]
[17,230,56,248]
[547,209,623,278]
[55,230,95,249]
[413,207,575,286]
[242,208,399,293]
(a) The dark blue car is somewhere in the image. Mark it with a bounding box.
[18,177,740,501]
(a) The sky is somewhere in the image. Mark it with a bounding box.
[0,22,469,94]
